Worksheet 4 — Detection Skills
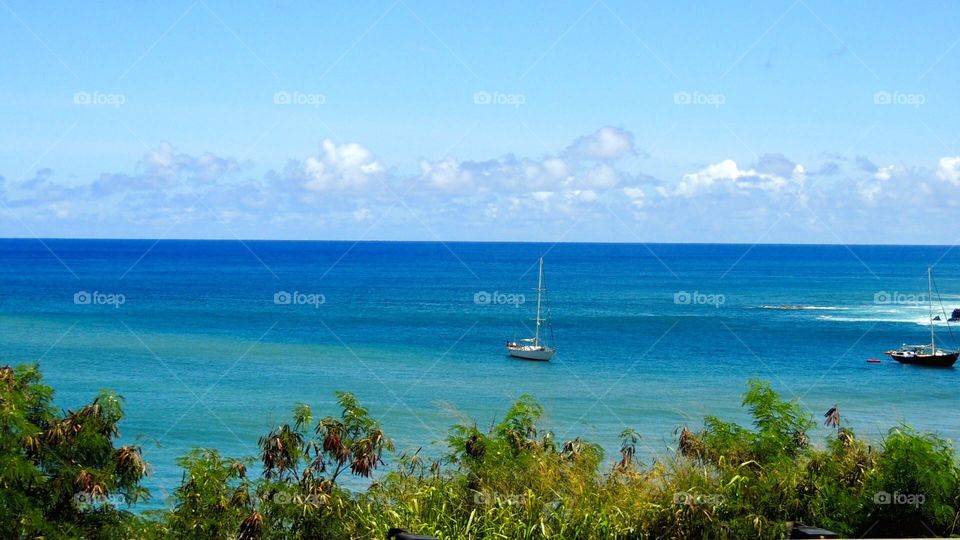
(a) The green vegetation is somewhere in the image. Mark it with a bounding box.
[0,365,147,539]
[2,363,959,539]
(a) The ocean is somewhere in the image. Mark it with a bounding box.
[1,239,958,507]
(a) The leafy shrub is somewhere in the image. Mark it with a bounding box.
[4,364,959,539]
[0,364,149,539]
[863,426,959,537]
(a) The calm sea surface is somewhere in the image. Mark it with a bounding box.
[1,239,959,507]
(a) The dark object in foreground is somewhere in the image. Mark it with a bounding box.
[823,405,840,429]
[789,524,839,539]
[387,528,439,540]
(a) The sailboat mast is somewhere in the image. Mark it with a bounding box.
[534,257,543,346]
[929,267,935,350]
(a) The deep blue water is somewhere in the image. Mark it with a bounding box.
[1,239,959,508]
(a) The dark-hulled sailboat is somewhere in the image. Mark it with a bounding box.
[885,268,958,367]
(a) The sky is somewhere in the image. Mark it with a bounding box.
[1,0,960,244]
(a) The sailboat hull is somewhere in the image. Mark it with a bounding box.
[886,351,958,367]
[507,346,555,361]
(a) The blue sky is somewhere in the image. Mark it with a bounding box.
[2,0,960,243]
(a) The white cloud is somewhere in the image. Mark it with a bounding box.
[542,158,568,177]
[857,180,882,203]
[755,153,797,178]
[874,165,895,181]
[301,139,385,192]
[142,142,240,184]
[48,201,73,219]
[677,159,730,197]
[12,128,960,243]
[936,156,960,185]
[219,209,241,223]
[582,163,620,189]
[857,163,908,202]
[87,143,242,196]
[564,189,598,203]
[873,164,908,181]
[673,159,801,198]
[623,186,645,207]
[353,208,371,221]
[792,164,806,181]
[565,126,639,161]
[419,157,472,192]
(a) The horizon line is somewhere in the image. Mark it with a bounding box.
[0,236,956,248]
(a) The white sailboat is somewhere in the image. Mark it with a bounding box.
[506,257,556,361]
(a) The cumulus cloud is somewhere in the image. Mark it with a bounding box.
[142,142,240,183]
[673,159,803,198]
[297,139,385,192]
[564,189,598,203]
[754,153,797,178]
[542,158,569,178]
[419,157,472,192]
[855,163,910,203]
[810,162,840,176]
[873,164,901,181]
[857,180,882,203]
[622,186,645,208]
[936,157,960,185]
[582,163,620,189]
[565,126,641,161]
[3,168,85,210]
[5,127,960,243]
[414,144,624,204]
[90,143,242,195]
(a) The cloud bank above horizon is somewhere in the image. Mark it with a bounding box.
[2,125,959,245]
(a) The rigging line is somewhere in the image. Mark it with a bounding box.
[932,272,957,347]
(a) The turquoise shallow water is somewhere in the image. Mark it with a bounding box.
[1,239,959,508]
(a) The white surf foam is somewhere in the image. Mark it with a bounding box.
[757,305,852,311]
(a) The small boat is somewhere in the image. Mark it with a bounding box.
[506,257,556,361]
[885,268,959,367]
